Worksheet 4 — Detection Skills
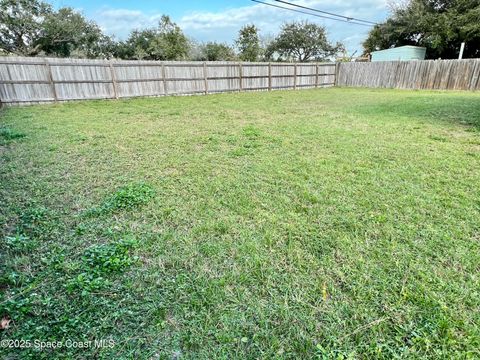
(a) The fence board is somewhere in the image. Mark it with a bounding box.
[337,59,480,90]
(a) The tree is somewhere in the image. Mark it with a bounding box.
[200,42,236,61]
[39,7,109,58]
[186,39,204,61]
[0,0,113,58]
[259,34,275,61]
[0,0,52,56]
[119,29,157,60]
[236,25,261,61]
[81,34,117,59]
[151,15,189,60]
[363,0,480,59]
[120,16,190,60]
[267,21,343,62]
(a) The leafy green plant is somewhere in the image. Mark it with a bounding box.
[82,238,138,274]
[66,273,110,296]
[17,206,57,237]
[4,234,37,252]
[242,125,261,139]
[87,182,156,215]
[0,127,26,142]
[66,238,138,295]
[2,295,34,317]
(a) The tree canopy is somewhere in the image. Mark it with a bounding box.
[0,0,111,58]
[0,0,52,56]
[363,0,480,59]
[117,16,189,60]
[201,42,236,61]
[266,21,343,62]
[39,7,108,58]
[236,25,262,62]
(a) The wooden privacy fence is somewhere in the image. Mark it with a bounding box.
[0,57,336,106]
[336,59,480,90]
[1,57,478,106]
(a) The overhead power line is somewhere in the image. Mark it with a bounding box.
[273,0,378,25]
[251,0,376,27]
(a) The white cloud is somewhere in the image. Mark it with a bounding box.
[93,1,389,53]
[94,7,162,39]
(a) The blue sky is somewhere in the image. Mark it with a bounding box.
[50,0,390,55]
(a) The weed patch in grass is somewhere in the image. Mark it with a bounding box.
[0,127,26,143]
[242,124,261,139]
[14,205,59,240]
[67,238,138,295]
[429,134,449,142]
[87,182,155,216]
[229,125,265,157]
[4,234,37,252]
[81,237,138,274]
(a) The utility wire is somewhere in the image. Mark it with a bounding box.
[251,0,374,27]
[273,0,378,25]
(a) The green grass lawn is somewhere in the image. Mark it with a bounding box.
[1,88,479,359]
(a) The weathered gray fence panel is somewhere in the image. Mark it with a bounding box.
[2,57,477,106]
[337,59,480,90]
[0,57,335,106]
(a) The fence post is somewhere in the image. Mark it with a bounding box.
[294,63,297,90]
[109,61,118,99]
[315,63,319,88]
[268,62,272,91]
[239,62,243,92]
[334,62,340,86]
[203,62,208,95]
[45,60,57,102]
[161,63,168,96]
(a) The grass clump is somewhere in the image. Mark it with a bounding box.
[0,126,26,144]
[89,182,155,215]
[230,125,264,157]
[67,238,138,295]
[82,237,138,273]
[4,234,37,252]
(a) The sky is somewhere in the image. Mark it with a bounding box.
[50,0,390,55]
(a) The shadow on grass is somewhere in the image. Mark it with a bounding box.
[353,94,480,130]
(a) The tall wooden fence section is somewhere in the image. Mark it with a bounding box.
[336,59,480,90]
[0,57,336,106]
[2,57,478,106]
